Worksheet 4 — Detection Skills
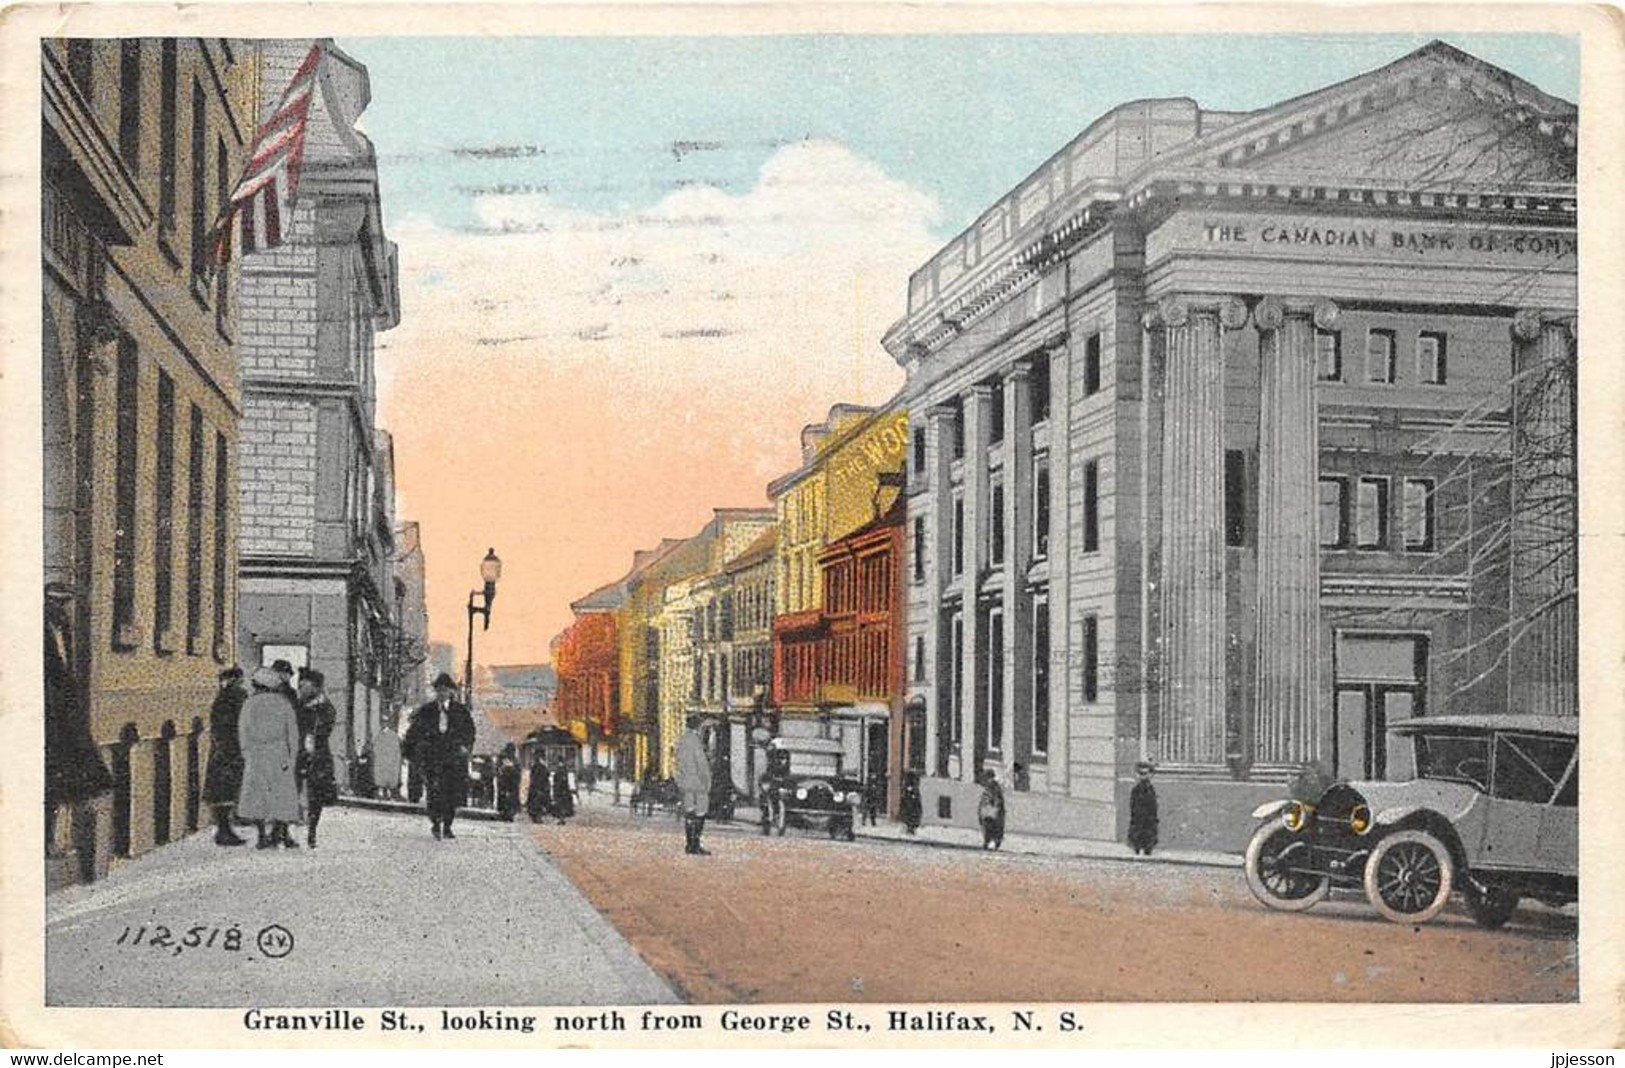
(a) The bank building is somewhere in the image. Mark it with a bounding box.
[882,42,1576,850]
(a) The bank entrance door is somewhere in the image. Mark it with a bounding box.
[1332,633,1428,781]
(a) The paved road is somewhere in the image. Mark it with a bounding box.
[534,801,1579,1004]
[45,806,675,1007]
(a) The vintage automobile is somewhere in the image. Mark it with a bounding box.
[757,737,861,840]
[1244,714,1577,927]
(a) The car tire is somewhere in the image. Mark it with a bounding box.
[1465,883,1520,930]
[1244,823,1331,912]
[1364,828,1455,924]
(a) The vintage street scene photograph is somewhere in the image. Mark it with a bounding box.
[35,25,1584,1012]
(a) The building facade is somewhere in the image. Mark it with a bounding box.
[391,519,431,719]
[883,42,1575,849]
[552,605,621,768]
[234,40,401,782]
[43,37,254,884]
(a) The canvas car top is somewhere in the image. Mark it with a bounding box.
[1387,714,1577,737]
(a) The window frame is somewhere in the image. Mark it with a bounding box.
[1315,328,1343,382]
[1417,330,1448,386]
[1032,454,1051,561]
[1402,477,1436,553]
[1319,476,1350,549]
[1032,595,1050,757]
[1082,458,1100,553]
[1366,328,1397,384]
[1356,475,1391,550]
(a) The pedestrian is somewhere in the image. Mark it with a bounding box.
[496,744,521,821]
[862,772,883,827]
[44,587,113,866]
[899,770,922,835]
[237,666,302,850]
[977,768,1006,850]
[203,667,248,847]
[526,754,552,822]
[1128,760,1160,857]
[550,756,575,824]
[270,658,298,707]
[403,673,474,839]
[676,714,712,855]
[372,716,402,801]
[296,669,339,849]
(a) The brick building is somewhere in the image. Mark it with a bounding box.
[234,39,401,779]
[43,38,254,884]
[885,41,1575,850]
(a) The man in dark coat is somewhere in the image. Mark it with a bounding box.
[1127,760,1159,856]
[550,756,575,824]
[525,754,552,822]
[296,668,339,848]
[403,673,475,839]
[203,667,248,846]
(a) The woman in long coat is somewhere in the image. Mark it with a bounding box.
[525,755,552,822]
[237,667,302,849]
[550,757,575,824]
[203,668,248,846]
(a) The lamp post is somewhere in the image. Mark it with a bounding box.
[465,548,502,715]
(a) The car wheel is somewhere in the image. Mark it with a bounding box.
[1465,883,1520,930]
[1243,823,1330,912]
[1364,828,1455,924]
[772,798,788,837]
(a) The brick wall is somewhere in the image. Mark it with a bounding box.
[240,397,317,556]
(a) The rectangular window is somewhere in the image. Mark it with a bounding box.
[190,78,208,283]
[212,431,229,657]
[1316,329,1342,382]
[988,382,1004,444]
[215,136,230,330]
[67,40,93,98]
[1082,614,1099,704]
[1084,333,1102,396]
[1030,357,1051,423]
[951,612,964,747]
[912,426,926,475]
[118,40,141,172]
[914,634,925,683]
[113,336,139,646]
[1357,476,1390,549]
[1033,456,1051,560]
[951,402,965,460]
[990,477,1005,565]
[912,516,926,583]
[1224,449,1247,547]
[988,608,1004,753]
[952,494,965,576]
[1366,328,1396,384]
[159,41,178,234]
[185,405,205,653]
[1032,597,1050,756]
[1402,477,1436,552]
[1417,331,1447,385]
[153,370,176,648]
[1083,459,1100,552]
[1319,477,1349,549]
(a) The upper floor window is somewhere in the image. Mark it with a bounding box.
[1083,459,1100,553]
[118,41,142,173]
[950,400,966,461]
[1315,329,1342,382]
[1402,477,1436,552]
[1224,450,1248,547]
[912,516,926,583]
[987,382,1005,445]
[1033,456,1051,560]
[1319,476,1349,549]
[1030,357,1051,423]
[990,476,1005,566]
[1083,333,1102,396]
[952,494,965,576]
[1366,329,1396,384]
[1356,476,1390,549]
[1417,331,1448,385]
[67,40,94,99]
[912,426,927,475]
[189,78,209,283]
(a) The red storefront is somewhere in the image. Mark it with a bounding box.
[552,611,619,766]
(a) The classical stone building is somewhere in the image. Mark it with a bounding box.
[883,41,1575,850]
[43,38,254,884]
[234,40,401,780]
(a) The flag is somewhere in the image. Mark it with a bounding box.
[207,42,325,267]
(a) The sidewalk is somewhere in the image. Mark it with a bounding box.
[45,805,677,1007]
[573,789,1241,869]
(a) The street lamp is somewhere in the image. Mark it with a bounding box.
[465,547,502,712]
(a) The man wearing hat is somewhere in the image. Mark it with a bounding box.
[675,714,712,856]
[1128,760,1159,857]
[203,668,247,846]
[403,673,475,839]
[295,668,339,848]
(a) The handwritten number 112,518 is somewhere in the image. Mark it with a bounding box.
[115,924,243,953]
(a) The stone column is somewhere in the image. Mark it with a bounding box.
[1252,297,1338,765]
[1001,364,1034,769]
[962,384,992,782]
[1147,294,1245,766]
[925,404,958,778]
[1509,309,1577,718]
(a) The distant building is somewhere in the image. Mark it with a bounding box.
[391,519,431,718]
[43,37,254,884]
[235,39,402,782]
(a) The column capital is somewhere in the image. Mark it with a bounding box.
[967,382,996,400]
[1253,296,1340,332]
[1144,293,1247,331]
[1002,362,1032,385]
[927,403,959,424]
[1512,308,1577,343]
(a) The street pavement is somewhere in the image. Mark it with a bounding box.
[535,794,1579,1004]
[45,806,676,1007]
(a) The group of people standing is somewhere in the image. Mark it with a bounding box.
[521,750,576,825]
[203,659,337,851]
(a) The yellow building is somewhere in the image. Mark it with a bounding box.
[768,403,910,724]
[43,39,255,886]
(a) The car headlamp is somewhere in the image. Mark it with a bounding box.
[795,788,808,800]
[1283,801,1314,831]
[1348,804,1372,835]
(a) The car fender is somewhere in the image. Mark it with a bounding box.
[1251,799,1293,821]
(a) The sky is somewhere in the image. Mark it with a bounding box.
[334,33,1579,665]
